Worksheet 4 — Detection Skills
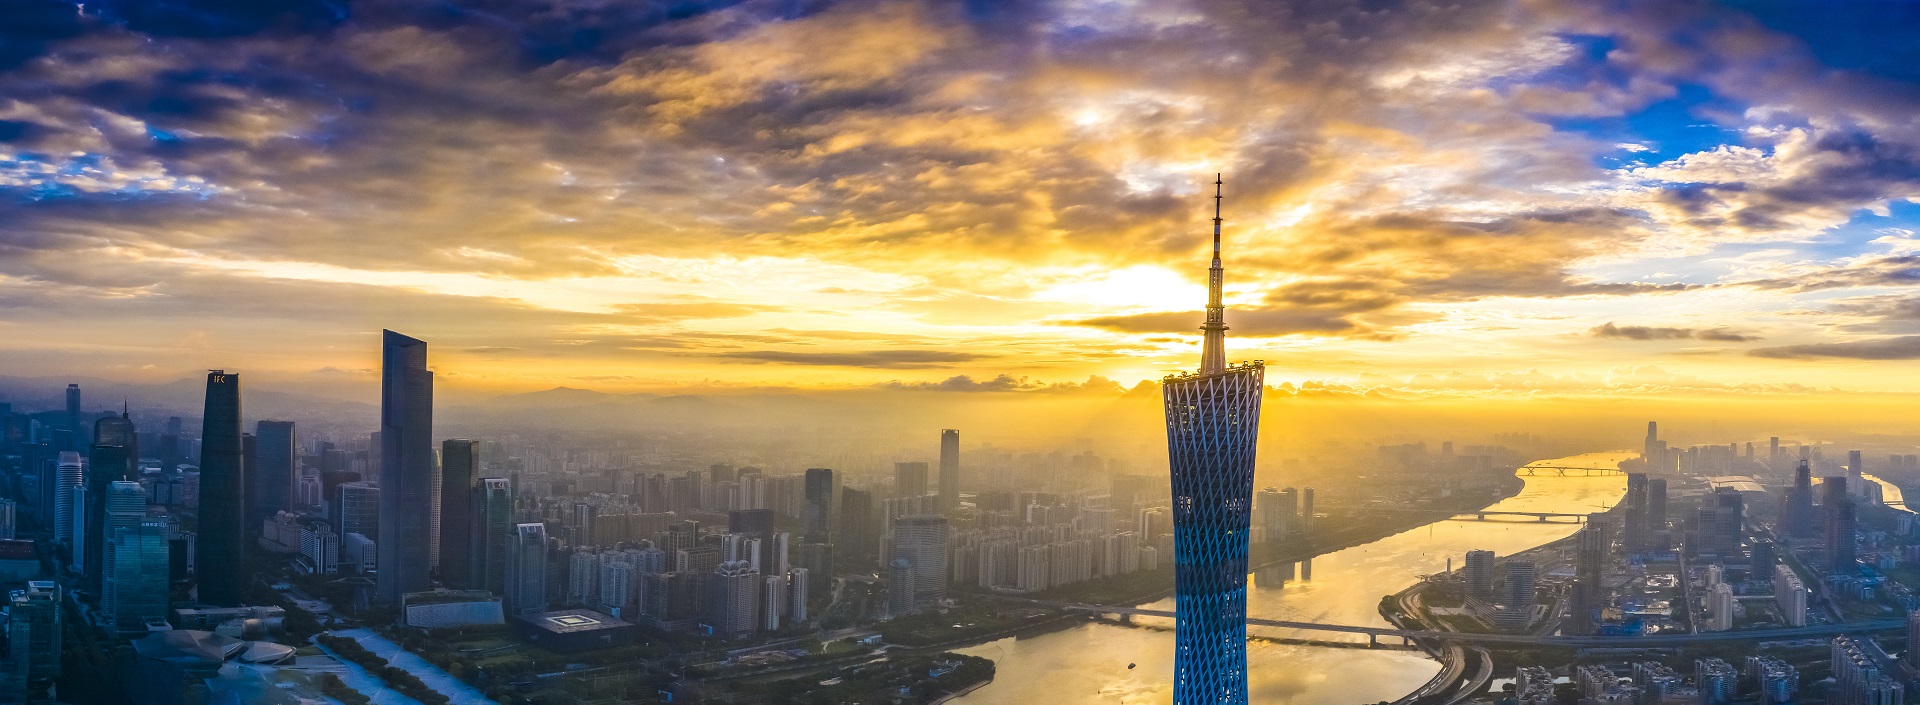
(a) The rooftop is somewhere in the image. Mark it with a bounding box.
[518,608,630,635]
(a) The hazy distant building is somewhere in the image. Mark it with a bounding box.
[196,370,245,607]
[439,439,479,589]
[63,384,80,439]
[939,429,960,514]
[887,557,916,616]
[1253,488,1283,542]
[709,561,759,638]
[837,487,874,568]
[895,462,930,498]
[802,468,834,543]
[378,330,436,603]
[1163,179,1264,704]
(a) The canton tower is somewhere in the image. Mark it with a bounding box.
[1164,174,1264,704]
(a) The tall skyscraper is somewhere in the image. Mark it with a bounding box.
[938,429,960,514]
[802,468,834,543]
[251,421,296,529]
[64,384,80,439]
[1825,477,1857,574]
[894,462,930,498]
[1622,473,1649,550]
[439,439,479,589]
[84,411,135,594]
[1163,177,1264,704]
[837,487,874,569]
[1787,460,1816,537]
[105,521,170,635]
[472,478,513,594]
[1571,513,1610,634]
[377,330,435,603]
[506,522,548,615]
[196,370,245,606]
[52,452,81,550]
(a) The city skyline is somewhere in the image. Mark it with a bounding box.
[3,2,1920,399]
[6,2,1920,704]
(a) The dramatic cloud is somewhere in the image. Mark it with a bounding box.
[876,374,1128,393]
[3,0,1920,394]
[1590,323,1760,342]
[1750,337,1920,361]
[712,350,985,369]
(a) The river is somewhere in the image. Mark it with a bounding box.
[952,451,1634,705]
[1865,472,1909,512]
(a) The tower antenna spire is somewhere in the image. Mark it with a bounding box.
[1199,173,1229,374]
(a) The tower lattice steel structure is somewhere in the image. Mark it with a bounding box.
[1165,175,1264,704]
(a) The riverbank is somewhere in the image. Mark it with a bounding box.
[947,451,1633,705]
[974,473,1530,611]
[916,475,1528,655]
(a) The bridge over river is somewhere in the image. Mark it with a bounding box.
[1059,603,1904,647]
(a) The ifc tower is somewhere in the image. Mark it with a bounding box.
[1164,175,1264,703]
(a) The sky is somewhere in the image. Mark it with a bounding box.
[6,0,1920,403]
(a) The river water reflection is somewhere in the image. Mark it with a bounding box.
[953,452,1634,705]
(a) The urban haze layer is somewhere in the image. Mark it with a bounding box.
[8,1,1920,705]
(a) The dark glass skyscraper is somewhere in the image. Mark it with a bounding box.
[803,468,835,543]
[64,383,80,441]
[1163,176,1263,704]
[85,411,136,593]
[1825,476,1856,574]
[251,421,296,529]
[938,429,960,514]
[196,370,246,606]
[472,477,513,594]
[439,439,479,589]
[1787,460,1816,537]
[378,330,435,602]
